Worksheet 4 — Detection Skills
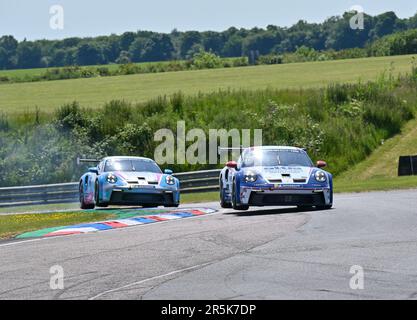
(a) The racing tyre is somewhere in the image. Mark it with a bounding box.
[143,204,158,208]
[79,183,95,210]
[317,204,333,210]
[220,180,232,208]
[297,205,313,211]
[232,180,249,211]
[95,181,109,208]
[164,204,180,208]
[317,189,333,210]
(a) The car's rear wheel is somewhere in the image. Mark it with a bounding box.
[220,179,232,208]
[232,180,249,211]
[79,183,95,210]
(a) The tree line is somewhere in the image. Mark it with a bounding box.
[1,10,417,70]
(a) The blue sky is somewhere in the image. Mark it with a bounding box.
[0,0,416,40]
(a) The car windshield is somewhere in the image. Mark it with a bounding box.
[104,159,162,173]
[241,149,313,167]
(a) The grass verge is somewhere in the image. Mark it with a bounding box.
[334,176,417,193]
[0,211,115,239]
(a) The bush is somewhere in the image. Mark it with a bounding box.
[96,66,111,76]
[257,54,283,65]
[190,50,223,69]
[0,76,10,83]
[55,102,87,131]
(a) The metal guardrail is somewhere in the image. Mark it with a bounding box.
[0,169,221,208]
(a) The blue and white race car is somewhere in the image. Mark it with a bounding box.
[79,156,180,209]
[219,146,333,211]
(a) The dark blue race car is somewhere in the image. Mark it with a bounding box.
[219,146,333,211]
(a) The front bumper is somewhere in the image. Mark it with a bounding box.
[103,185,179,206]
[240,185,332,206]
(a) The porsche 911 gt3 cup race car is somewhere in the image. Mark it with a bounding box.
[79,156,180,209]
[219,146,333,211]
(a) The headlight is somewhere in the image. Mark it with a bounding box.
[166,175,175,185]
[106,173,117,184]
[244,171,257,183]
[315,171,327,182]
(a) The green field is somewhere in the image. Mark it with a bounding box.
[0,54,415,114]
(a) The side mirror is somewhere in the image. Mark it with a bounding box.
[89,167,99,175]
[226,161,238,169]
[164,169,173,175]
[316,160,327,168]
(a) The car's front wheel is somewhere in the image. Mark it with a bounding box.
[297,205,314,211]
[94,181,109,208]
[317,204,333,210]
[79,183,95,210]
[317,189,333,210]
[164,204,179,208]
[232,179,249,211]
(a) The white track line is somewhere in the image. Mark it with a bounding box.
[88,262,211,300]
[0,238,46,248]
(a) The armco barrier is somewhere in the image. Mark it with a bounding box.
[0,169,221,208]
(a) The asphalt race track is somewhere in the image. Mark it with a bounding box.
[0,190,416,300]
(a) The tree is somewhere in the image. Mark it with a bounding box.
[128,38,147,62]
[51,49,67,66]
[0,48,8,69]
[17,41,42,68]
[76,43,104,65]
[0,35,18,68]
[120,32,136,51]
[370,12,400,40]
[116,51,131,64]
[129,35,174,62]
[102,37,121,62]
[141,34,174,61]
[325,12,371,50]
[202,31,225,55]
[242,32,278,56]
[179,31,202,58]
[222,35,243,57]
[408,13,417,29]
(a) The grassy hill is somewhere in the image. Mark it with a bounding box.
[0,54,415,115]
[335,116,417,192]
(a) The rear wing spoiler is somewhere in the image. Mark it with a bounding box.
[76,157,100,166]
[218,146,308,154]
[217,146,246,155]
